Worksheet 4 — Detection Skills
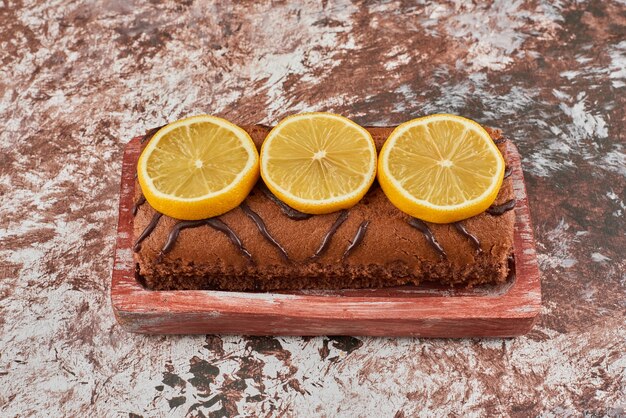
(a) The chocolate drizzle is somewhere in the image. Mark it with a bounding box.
[132,194,146,216]
[240,201,289,260]
[140,125,165,144]
[487,199,516,216]
[206,218,253,261]
[342,220,369,260]
[407,218,447,258]
[158,217,253,262]
[160,220,206,254]
[493,136,508,145]
[311,210,349,259]
[261,186,312,220]
[503,166,512,179]
[133,213,162,252]
[453,222,482,252]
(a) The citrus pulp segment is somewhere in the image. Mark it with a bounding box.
[377,114,505,223]
[137,115,259,220]
[260,113,377,214]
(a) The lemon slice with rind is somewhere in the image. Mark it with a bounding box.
[378,114,505,223]
[137,115,259,220]
[260,113,377,214]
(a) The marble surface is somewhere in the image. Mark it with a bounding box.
[1,1,625,416]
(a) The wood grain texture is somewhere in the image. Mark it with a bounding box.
[111,132,541,337]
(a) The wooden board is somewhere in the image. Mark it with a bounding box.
[111,133,541,337]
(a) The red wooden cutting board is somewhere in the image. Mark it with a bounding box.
[111,130,541,337]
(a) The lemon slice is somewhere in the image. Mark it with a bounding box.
[137,115,259,220]
[260,113,377,214]
[378,114,505,223]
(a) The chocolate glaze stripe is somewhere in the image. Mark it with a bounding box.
[133,213,162,252]
[132,195,146,216]
[160,220,207,254]
[493,136,508,145]
[261,186,313,220]
[453,222,482,252]
[407,218,447,258]
[311,210,349,259]
[342,220,370,260]
[157,217,253,262]
[503,166,512,179]
[487,199,516,216]
[240,201,289,260]
[205,218,254,262]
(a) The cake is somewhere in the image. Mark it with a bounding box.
[132,125,515,291]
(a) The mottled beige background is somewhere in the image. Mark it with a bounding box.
[1,1,625,417]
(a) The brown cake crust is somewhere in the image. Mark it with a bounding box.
[133,125,515,291]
